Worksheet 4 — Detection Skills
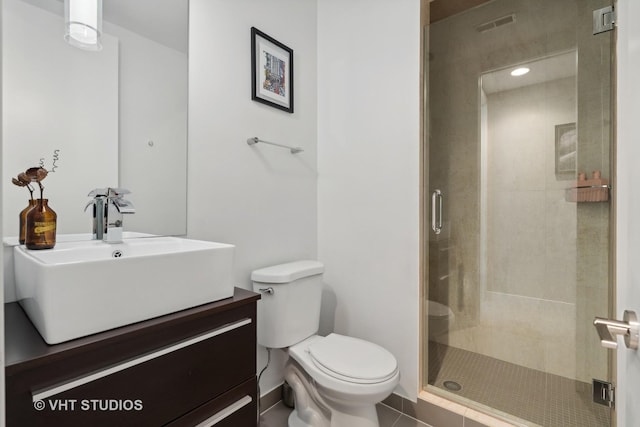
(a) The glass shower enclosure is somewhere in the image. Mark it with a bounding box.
[424,0,614,426]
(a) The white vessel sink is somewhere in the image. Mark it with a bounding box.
[14,236,235,344]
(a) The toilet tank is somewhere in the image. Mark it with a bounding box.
[252,260,324,349]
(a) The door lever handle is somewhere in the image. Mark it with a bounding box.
[431,189,443,235]
[593,310,639,350]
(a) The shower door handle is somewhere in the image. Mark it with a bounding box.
[431,189,443,235]
[593,310,639,350]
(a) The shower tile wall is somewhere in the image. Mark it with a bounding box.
[429,0,610,387]
[482,76,578,378]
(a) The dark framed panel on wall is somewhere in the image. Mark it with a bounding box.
[251,27,294,113]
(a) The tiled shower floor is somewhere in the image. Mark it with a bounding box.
[428,342,610,427]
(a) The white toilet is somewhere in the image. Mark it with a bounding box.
[427,300,454,339]
[252,260,400,427]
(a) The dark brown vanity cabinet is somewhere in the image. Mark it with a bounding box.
[5,288,260,427]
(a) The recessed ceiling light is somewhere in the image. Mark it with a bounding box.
[511,67,530,77]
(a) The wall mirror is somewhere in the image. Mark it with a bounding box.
[2,0,188,240]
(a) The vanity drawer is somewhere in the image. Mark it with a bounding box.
[7,316,255,427]
[166,377,257,427]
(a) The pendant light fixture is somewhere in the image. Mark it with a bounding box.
[64,0,103,51]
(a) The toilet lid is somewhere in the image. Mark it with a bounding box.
[308,334,398,384]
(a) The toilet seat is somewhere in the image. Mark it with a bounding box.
[288,334,401,407]
[308,334,398,384]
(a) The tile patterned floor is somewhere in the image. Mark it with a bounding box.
[428,342,610,427]
[260,401,431,427]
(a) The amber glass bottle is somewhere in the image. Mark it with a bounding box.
[19,199,38,244]
[25,199,57,250]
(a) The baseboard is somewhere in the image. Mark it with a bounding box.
[259,383,284,414]
[261,385,511,426]
[382,391,517,427]
[417,391,520,427]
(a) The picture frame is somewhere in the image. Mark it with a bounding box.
[555,122,577,179]
[251,27,294,113]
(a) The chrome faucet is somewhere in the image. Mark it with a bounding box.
[85,188,135,242]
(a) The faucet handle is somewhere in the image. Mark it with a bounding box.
[112,198,135,214]
[107,188,131,197]
[88,188,109,197]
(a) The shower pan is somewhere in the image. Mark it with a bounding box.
[423,0,614,426]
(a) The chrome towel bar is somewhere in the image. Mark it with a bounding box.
[247,137,303,154]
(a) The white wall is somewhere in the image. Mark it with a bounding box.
[188,0,318,397]
[317,0,421,401]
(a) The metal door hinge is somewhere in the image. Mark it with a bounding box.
[593,6,616,34]
[593,379,615,407]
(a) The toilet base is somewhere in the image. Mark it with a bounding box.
[285,360,381,427]
[287,405,380,427]
[289,410,309,427]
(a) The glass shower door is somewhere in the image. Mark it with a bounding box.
[425,1,613,426]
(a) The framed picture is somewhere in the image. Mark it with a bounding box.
[251,27,294,113]
[555,122,577,179]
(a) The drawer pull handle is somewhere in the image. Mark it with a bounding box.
[32,318,252,402]
[195,395,253,427]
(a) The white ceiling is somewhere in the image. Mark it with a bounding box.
[19,0,188,53]
[104,0,188,53]
[481,51,577,94]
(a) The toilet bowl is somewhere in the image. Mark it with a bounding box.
[285,334,399,427]
[427,300,454,339]
[252,261,400,427]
